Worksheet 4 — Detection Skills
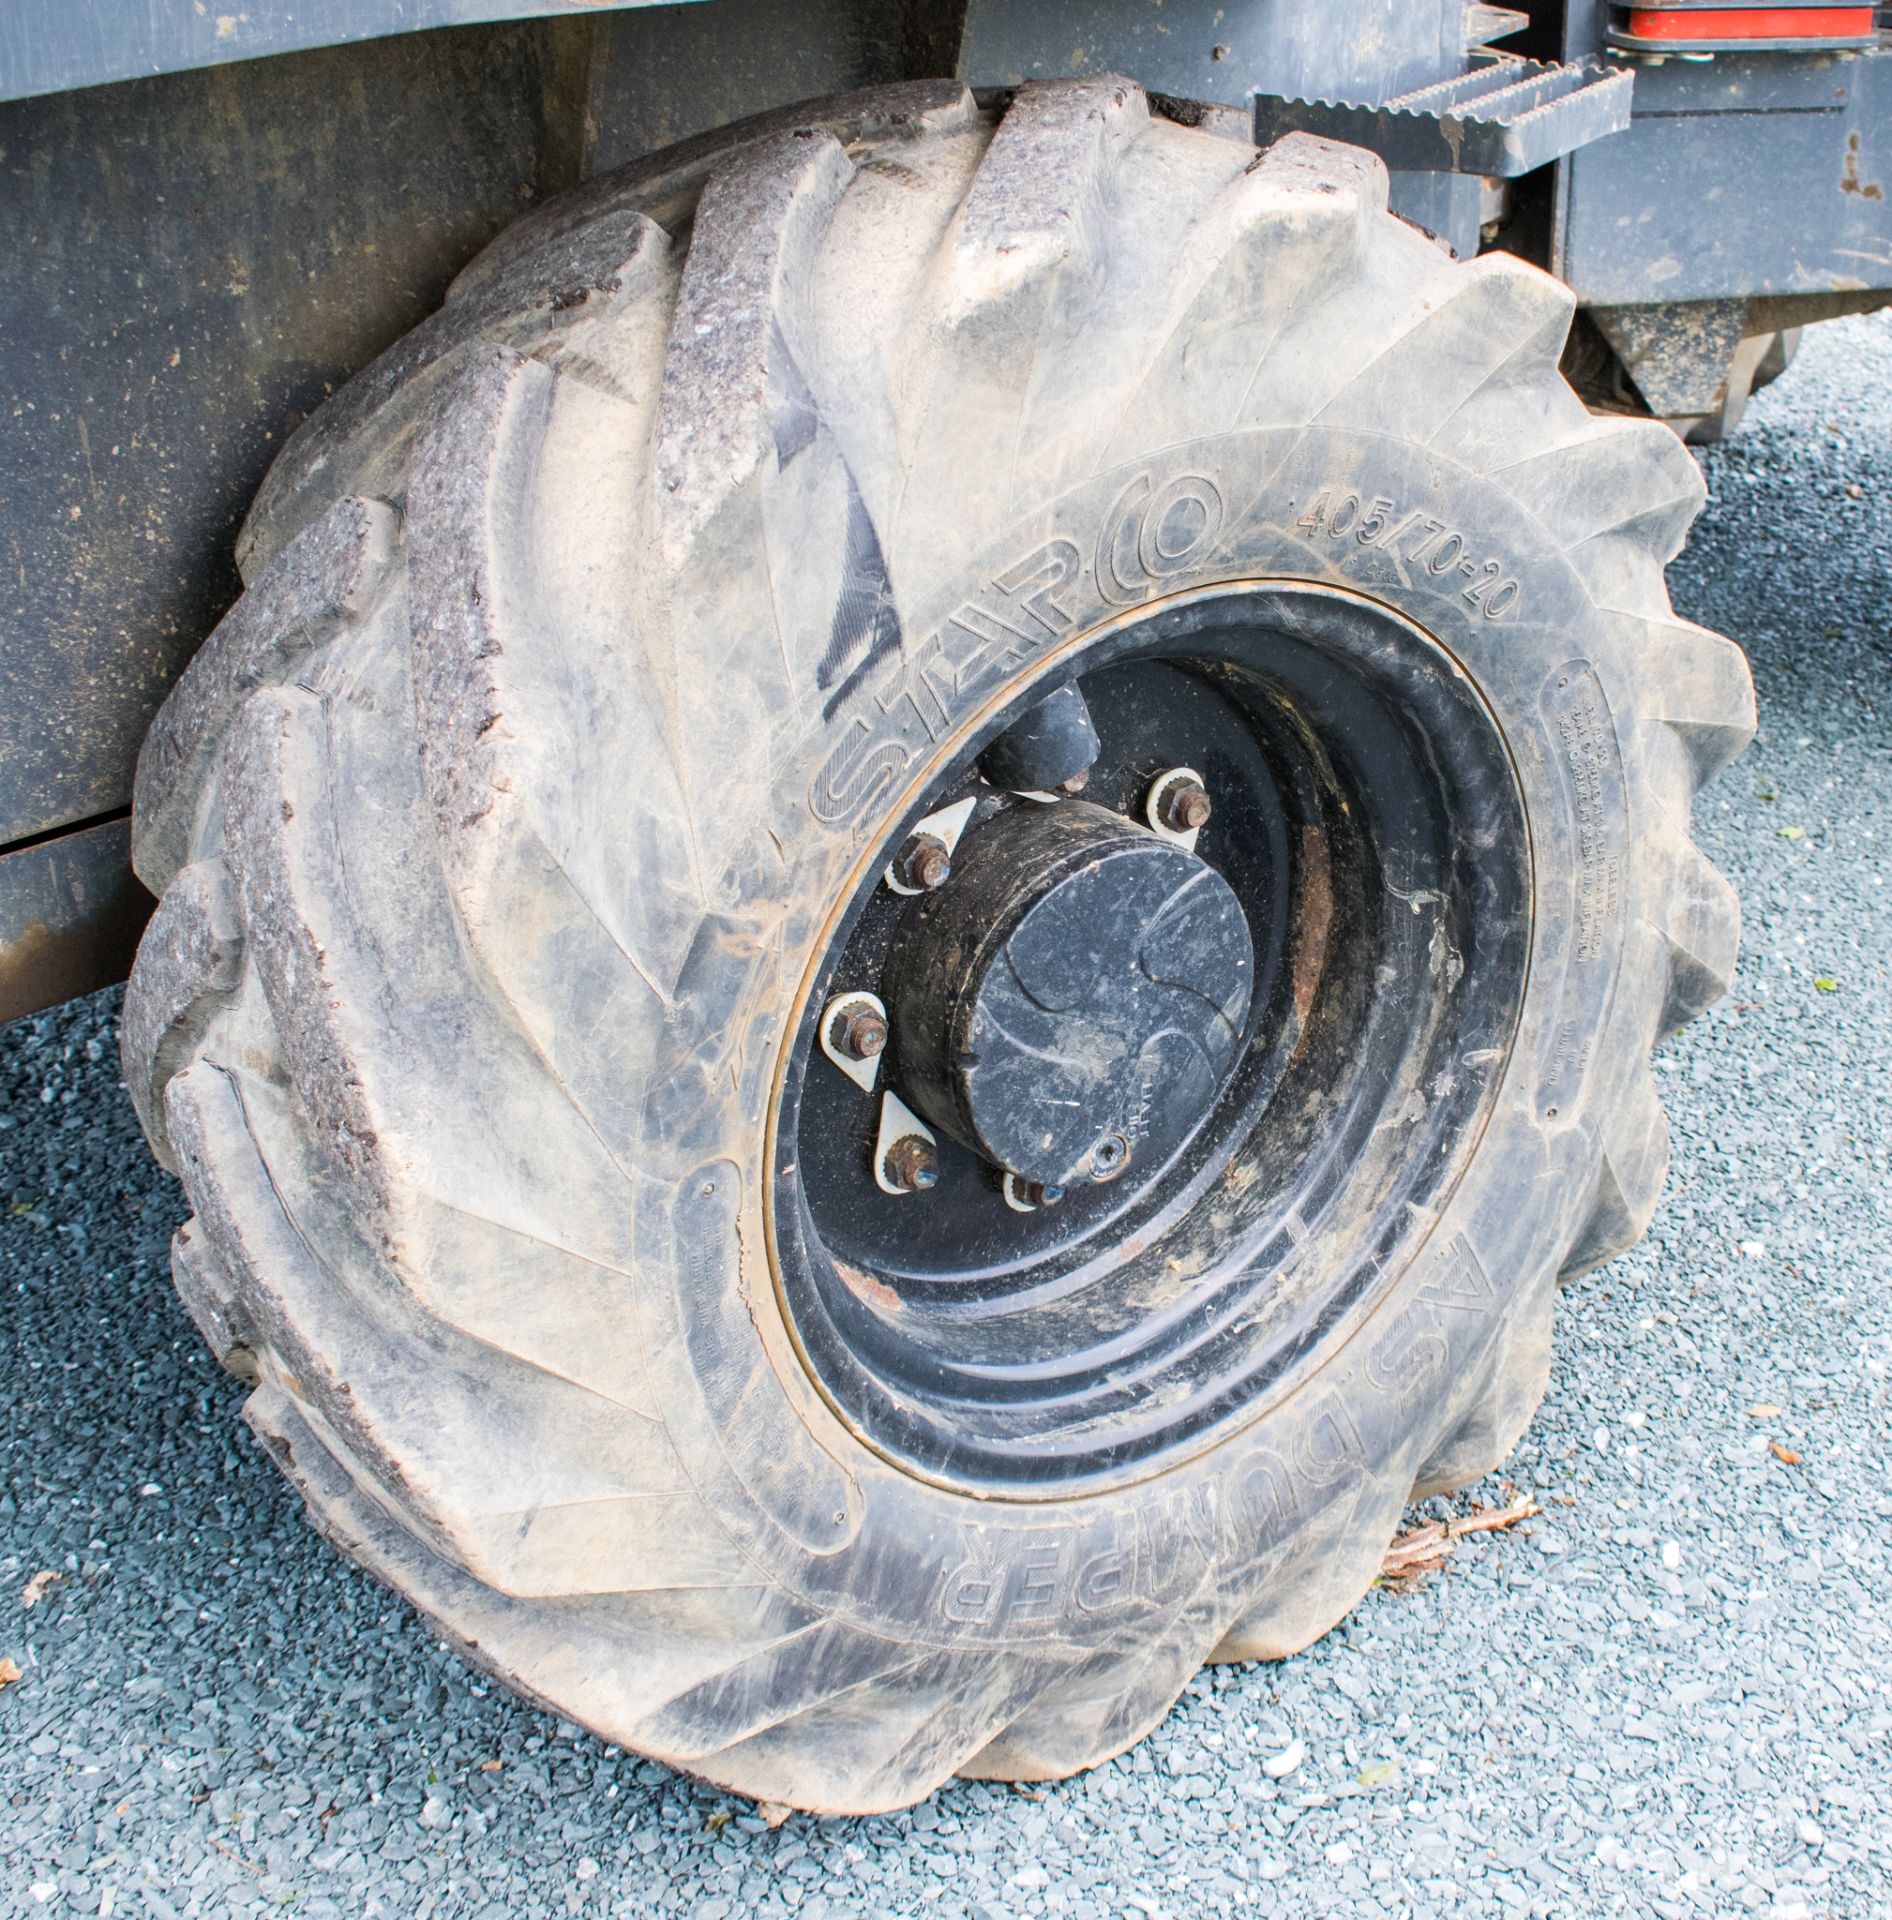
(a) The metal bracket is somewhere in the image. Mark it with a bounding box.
[818,991,887,1093]
[1145,767,1206,854]
[1465,4,1531,45]
[884,797,976,897]
[873,1092,937,1197]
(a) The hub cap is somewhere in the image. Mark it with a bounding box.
[885,801,1254,1188]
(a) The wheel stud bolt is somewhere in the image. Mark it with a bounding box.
[1028,1181,1065,1207]
[1057,768,1091,796]
[894,832,952,892]
[830,1006,888,1060]
[883,1134,940,1193]
[1157,778,1212,834]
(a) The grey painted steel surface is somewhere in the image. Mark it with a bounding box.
[0,1,904,882]
[578,0,910,174]
[0,818,147,1025]
[1554,48,1892,303]
[957,0,1479,106]
[1591,298,1754,415]
[0,23,584,854]
[1553,3,1892,306]
[0,0,697,105]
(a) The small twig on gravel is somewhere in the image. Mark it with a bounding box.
[21,1569,62,1609]
[1377,1493,1539,1591]
[208,1838,265,1880]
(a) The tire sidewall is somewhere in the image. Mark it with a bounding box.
[635,422,1658,1651]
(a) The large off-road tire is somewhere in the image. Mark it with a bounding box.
[122,78,1752,1813]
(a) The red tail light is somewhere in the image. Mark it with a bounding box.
[1624,6,1876,38]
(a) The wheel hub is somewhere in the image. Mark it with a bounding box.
[885,802,1253,1187]
[770,582,1531,1496]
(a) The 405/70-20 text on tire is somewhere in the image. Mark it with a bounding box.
[120,76,1752,1813]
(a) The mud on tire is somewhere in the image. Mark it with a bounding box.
[123,77,1752,1812]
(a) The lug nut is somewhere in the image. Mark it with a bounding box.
[883,1134,941,1193]
[1156,778,1212,834]
[1000,1169,1065,1212]
[830,1006,888,1060]
[894,832,953,892]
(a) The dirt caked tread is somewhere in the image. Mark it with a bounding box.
[133,495,398,896]
[125,77,1752,1812]
[119,858,244,1170]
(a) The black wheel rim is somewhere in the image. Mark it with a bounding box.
[768,582,1531,1496]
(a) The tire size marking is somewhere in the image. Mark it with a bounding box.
[1292,490,1522,621]
[1539,661,1628,1119]
[1555,676,1625,967]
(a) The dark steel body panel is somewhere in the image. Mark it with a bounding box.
[1554,36,1892,301]
[0,817,148,1024]
[958,0,1474,102]
[0,0,1884,1013]
[0,23,584,854]
[0,0,692,106]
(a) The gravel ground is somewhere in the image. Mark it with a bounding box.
[4,313,1891,1920]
